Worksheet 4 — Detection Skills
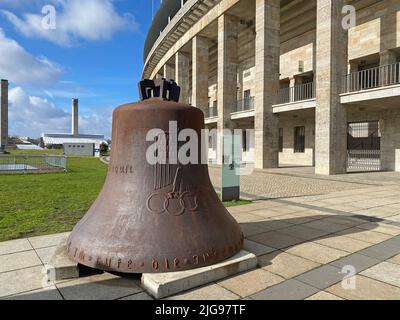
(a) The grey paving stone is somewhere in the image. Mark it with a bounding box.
[2,286,63,300]
[278,224,329,241]
[0,250,42,273]
[330,253,380,273]
[302,220,350,233]
[28,232,70,249]
[249,231,304,250]
[57,273,143,300]
[249,279,319,300]
[0,239,32,256]
[385,236,400,247]
[243,240,277,256]
[0,266,46,298]
[119,292,154,300]
[295,265,343,290]
[166,284,240,300]
[358,238,400,261]
[36,246,57,265]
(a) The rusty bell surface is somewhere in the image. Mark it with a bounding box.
[67,80,244,274]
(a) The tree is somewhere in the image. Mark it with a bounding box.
[100,142,109,155]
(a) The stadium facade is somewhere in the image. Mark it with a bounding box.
[143,0,400,175]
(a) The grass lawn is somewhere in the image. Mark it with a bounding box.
[0,157,107,242]
[5,149,63,155]
[0,153,250,242]
[223,199,252,207]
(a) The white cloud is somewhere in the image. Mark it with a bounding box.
[8,86,112,138]
[2,0,139,46]
[0,28,62,86]
[79,106,113,136]
[9,86,70,137]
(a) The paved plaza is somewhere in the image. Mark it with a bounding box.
[1,168,400,300]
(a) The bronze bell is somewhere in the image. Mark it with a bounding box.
[67,79,244,273]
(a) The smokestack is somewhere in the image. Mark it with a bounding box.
[72,98,78,136]
[0,79,8,150]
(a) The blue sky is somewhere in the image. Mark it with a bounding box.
[0,0,161,138]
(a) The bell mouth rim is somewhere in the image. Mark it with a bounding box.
[71,249,244,274]
[66,234,244,274]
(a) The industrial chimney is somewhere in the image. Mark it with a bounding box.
[72,98,78,136]
[0,79,8,150]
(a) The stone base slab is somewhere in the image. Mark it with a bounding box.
[141,250,258,299]
[47,238,79,281]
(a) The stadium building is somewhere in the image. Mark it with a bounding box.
[143,0,400,175]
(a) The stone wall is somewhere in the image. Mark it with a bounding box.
[278,116,315,167]
[349,0,400,61]
[280,30,315,80]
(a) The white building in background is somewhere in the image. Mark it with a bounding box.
[41,98,107,156]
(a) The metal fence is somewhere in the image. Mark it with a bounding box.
[233,97,255,113]
[343,62,400,93]
[277,82,315,104]
[347,121,381,172]
[0,155,67,173]
[347,150,381,172]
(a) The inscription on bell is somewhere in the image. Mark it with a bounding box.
[109,165,134,174]
[69,236,243,273]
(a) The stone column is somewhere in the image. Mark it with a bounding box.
[254,0,280,169]
[289,77,296,87]
[348,60,358,73]
[315,0,348,175]
[380,50,397,86]
[163,63,175,80]
[192,36,209,114]
[217,14,238,164]
[0,79,8,150]
[237,66,244,102]
[175,52,190,104]
[289,76,296,102]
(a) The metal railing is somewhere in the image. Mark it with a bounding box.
[343,62,400,93]
[232,96,255,113]
[277,82,315,104]
[0,155,67,173]
[347,150,381,172]
[206,106,218,118]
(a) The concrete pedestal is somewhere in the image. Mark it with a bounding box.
[48,239,257,300]
[47,239,79,281]
[141,250,258,299]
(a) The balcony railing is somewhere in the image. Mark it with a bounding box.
[232,97,255,113]
[277,82,315,104]
[343,62,400,93]
[206,106,218,118]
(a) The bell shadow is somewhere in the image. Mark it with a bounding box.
[240,214,382,268]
